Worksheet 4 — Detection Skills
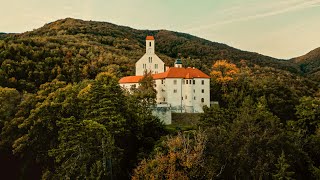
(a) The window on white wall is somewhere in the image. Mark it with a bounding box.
[155,64,158,69]
[149,42,151,47]
[173,89,177,93]
[201,98,204,103]
[174,80,177,85]
[202,80,204,85]
[186,80,188,84]
[194,96,196,100]
[202,89,204,93]
[193,80,195,84]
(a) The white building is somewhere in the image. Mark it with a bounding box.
[119,36,210,114]
[135,36,165,76]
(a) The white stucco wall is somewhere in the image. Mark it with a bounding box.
[192,78,210,113]
[136,39,165,76]
[136,54,165,76]
[154,77,210,113]
[120,83,139,91]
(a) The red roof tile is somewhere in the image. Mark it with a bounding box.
[153,67,210,79]
[119,67,209,84]
[146,36,155,40]
[119,76,143,83]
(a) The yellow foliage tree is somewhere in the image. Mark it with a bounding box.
[132,131,207,180]
[211,60,240,84]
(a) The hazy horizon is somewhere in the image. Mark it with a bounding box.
[1,0,319,59]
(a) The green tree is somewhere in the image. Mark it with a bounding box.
[133,71,157,106]
[48,117,115,179]
[273,151,295,180]
[0,87,21,128]
[295,96,320,135]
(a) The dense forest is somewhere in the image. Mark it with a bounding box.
[0,18,319,179]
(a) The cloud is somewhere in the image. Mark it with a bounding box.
[184,0,320,32]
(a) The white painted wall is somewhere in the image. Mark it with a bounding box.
[154,77,210,113]
[120,83,139,91]
[146,39,155,54]
[135,54,165,76]
[192,78,210,113]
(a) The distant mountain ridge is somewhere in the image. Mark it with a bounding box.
[1,18,319,93]
[18,18,299,73]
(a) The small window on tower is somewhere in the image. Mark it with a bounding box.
[193,80,195,84]
[202,89,204,93]
[174,80,177,85]
[201,98,204,103]
[194,96,196,100]
[173,89,177,93]
[186,80,188,84]
[149,42,152,47]
[163,97,166,101]
[202,80,204,85]
[189,80,192,84]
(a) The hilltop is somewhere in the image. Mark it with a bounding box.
[1,18,308,92]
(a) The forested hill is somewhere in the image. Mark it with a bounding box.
[1,18,320,179]
[0,33,7,39]
[290,47,320,82]
[0,18,303,92]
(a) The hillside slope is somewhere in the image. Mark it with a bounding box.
[290,47,320,82]
[16,18,300,71]
[0,18,307,92]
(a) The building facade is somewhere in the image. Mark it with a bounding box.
[135,36,165,76]
[119,36,210,113]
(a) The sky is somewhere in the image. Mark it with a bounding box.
[0,0,320,59]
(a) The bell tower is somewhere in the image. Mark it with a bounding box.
[146,36,155,54]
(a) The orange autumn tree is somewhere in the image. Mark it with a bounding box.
[132,131,207,180]
[211,60,240,84]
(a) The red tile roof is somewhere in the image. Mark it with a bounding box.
[119,76,143,83]
[153,67,210,79]
[146,36,155,40]
[119,67,209,83]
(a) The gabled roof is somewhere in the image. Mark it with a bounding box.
[153,67,210,79]
[119,76,143,84]
[119,67,210,84]
[146,36,155,40]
